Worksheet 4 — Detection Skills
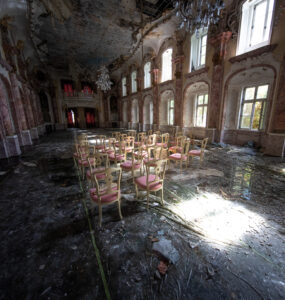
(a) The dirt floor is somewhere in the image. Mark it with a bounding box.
[0,129,284,300]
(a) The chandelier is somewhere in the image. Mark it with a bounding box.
[174,0,224,33]
[96,66,112,92]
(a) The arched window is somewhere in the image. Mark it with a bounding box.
[190,28,208,72]
[122,77,127,97]
[161,48,172,82]
[144,62,151,89]
[237,0,275,55]
[131,71,137,93]
[160,90,174,126]
[195,94,208,127]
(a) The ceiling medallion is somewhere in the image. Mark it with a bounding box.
[174,0,224,33]
[96,66,112,92]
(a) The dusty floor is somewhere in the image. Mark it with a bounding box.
[0,129,284,300]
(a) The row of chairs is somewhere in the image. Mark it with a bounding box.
[73,131,208,226]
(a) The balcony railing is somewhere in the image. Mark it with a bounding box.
[62,90,95,101]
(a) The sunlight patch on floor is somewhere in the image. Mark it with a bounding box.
[170,192,265,245]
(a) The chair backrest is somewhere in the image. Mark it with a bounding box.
[137,132,146,142]
[77,133,88,143]
[148,146,162,160]
[147,129,153,136]
[120,133,128,141]
[145,159,167,183]
[147,134,157,146]
[176,135,186,147]
[175,131,183,138]
[107,137,116,148]
[75,143,89,156]
[113,140,126,156]
[90,167,122,201]
[161,133,169,144]
[125,136,135,148]
[128,130,136,137]
[182,140,191,155]
[201,138,208,153]
[112,132,121,141]
[133,146,145,162]
[154,131,161,137]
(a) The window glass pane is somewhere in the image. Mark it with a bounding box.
[122,77,126,96]
[256,84,268,99]
[169,109,174,125]
[240,103,253,128]
[252,101,262,129]
[204,94,208,104]
[203,107,207,127]
[170,99,174,108]
[131,71,137,93]
[162,48,172,82]
[196,107,203,127]
[198,95,204,105]
[260,102,266,129]
[144,62,151,88]
[244,87,255,100]
[250,0,267,46]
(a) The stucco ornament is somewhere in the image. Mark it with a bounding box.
[96,66,112,92]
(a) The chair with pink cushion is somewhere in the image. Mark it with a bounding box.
[94,135,106,152]
[109,140,127,165]
[134,132,146,148]
[121,149,143,182]
[87,153,109,186]
[169,135,186,154]
[156,133,169,148]
[89,167,122,227]
[168,140,190,171]
[134,159,167,208]
[188,137,208,165]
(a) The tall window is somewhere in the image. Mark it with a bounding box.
[190,28,208,72]
[161,48,172,82]
[122,77,127,97]
[239,84,269,130]
[168,99,174,125]
[195,94,208,127]
[237,0,275,55]
[144,62,151,89]
[131,71,137,93]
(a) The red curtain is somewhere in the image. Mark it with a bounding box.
[83,85,92,95]
[67,112,73,125]
[86,112,95,127]
[64,84,73,96]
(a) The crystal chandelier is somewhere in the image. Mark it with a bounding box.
[96,66,112,92]
[174,0,224,33]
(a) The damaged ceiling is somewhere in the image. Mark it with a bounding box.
[27,0,175,73]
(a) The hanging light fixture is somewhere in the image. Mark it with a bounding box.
[96,65,112,92]
[174,0,224,33]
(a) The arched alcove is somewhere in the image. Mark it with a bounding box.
[131,99,139,123]
[159,90,174,126]
[183,82,209,128]
[224,67,275,131]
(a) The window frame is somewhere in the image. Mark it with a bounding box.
[237,0,275,55]
[161,48,173,82]
[122,77,127,97]
[168,98,174,126]
[190,28,208,72]
[195,93,208,128]
[131,71,137,93]
[144,62,152,89]
[238,84,269,131]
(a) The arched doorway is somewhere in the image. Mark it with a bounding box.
[143,95,153,131]
[159,90,174,128]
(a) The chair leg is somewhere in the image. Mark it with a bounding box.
[161,188,164,206]
[135,184,139,198]
[118,200,123,219]
[147,190,150,209]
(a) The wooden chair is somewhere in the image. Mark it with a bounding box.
[135,132,146,148]
[101,138,115,155]
[156,133,169,148]
[128,130,137,137]
[147,129,153,136]
[87,153,109,186]
[188,137,208,165]
[94,135,106,152]
[169,140,191,171]
[169,135,186,154]
[76,146,95,179]
[89,167,122,227]
[121,149,143,182]
[109,141,127,165]
[135,159,167,208]
[112,132,121,142]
